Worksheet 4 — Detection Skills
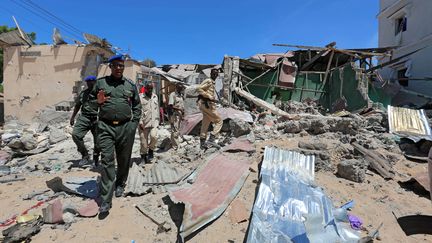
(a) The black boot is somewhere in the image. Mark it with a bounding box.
[200,138,208,149]
[148,149,154,161]
[208,134,216,143]
[140,154,148,164]
[93,153,100,167]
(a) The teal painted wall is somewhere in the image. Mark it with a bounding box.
[242,63,370,112]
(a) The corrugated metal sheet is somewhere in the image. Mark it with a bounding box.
[150,67,182,83]
[125,161,191,195]
[0,30,29,47]
[388,105,432,142]
[223,137,255,153]
[167,69,195,79]
[247,147,359,243]
[169,153,251,240]
[180,107,253,135]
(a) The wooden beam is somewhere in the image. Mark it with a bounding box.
[352,142,395,179]
[234,88,294,118]
[244,59,283,87]
[243,82,326,93]
[322,50,335,87]
[301,42,335,71]
[273,43,390,56]
[366,47,424,73]
[273,43,325,50]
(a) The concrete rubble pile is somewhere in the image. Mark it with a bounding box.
[1,95,431,242]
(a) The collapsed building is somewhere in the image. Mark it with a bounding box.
[1,24,432,242]
[221,42,393,114]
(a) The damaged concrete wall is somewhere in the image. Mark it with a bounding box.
[231,59,369,112]
[378,0,432,97]
[325,63,370,112]
[3,45,112,122]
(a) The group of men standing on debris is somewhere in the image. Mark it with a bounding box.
[69,55,222,216]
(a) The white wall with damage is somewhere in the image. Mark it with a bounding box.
[378,0,432,96]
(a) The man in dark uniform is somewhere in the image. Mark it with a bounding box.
[95,55,142,215]
[70,75,100,166]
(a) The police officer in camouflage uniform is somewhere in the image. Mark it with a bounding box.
[95,55,142,215]
[70,75,100,166]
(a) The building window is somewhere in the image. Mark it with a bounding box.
[397,68,408,87]
[395,16,407,35]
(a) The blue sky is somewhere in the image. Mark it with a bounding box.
[0,0,379,65]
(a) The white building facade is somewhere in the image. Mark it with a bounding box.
[378,0,432,96]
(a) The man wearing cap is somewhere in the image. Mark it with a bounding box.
[94,55,142,215]
[139,83,159,163]
[196,68,223,149]
[168,83,185,150]
[70,75,100,166]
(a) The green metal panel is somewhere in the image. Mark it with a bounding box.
[243,69,278,101]
[325,63,369,111]
[368,85,392,108]
[240,62,370,112]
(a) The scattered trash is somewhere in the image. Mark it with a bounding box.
[46,176,99,199]
[22,189,51,200]
[42,199,64,224]
[0,175,25,184]
[16,214,39,224]
[2,216,43,243]
[348,214,363,230]
[340,200,355,210]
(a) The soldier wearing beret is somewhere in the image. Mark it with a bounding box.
[94,55,142,215]
[70,75,100,166]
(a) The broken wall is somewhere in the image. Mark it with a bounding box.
[325,63,370,112]
[230,58,369,112]
[3,45,112,123]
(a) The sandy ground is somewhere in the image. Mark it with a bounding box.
[1,131,432,243]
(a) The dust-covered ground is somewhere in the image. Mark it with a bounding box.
[1,110,432,243]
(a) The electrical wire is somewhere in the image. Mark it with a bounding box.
[22,0,84,35]
[8,0,84,41]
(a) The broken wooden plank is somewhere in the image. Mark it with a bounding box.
[301,42,336,71]
[234,88,295,119]
[244,60,282,87]
[322,50,335,87]
[352,142,394,179]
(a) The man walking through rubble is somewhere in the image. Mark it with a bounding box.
[139,83,159,164]
[197,68,223,149]
[168,83,185,150]
[94,55,142,216]
[70,75,100,167]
